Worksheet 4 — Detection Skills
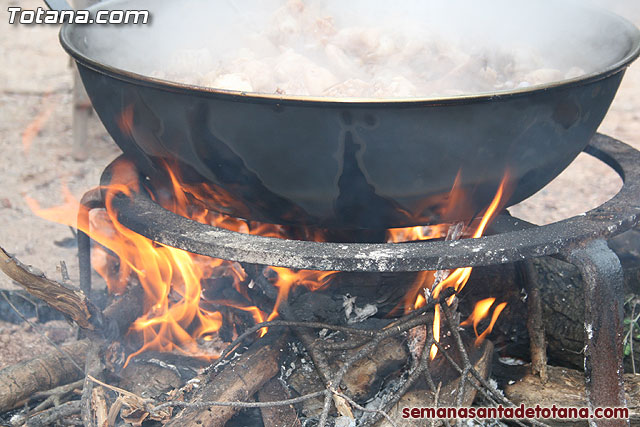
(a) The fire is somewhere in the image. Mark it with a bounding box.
[27,167,510,362]
[414,293,426,310]
[27,179,230,362]
[461,298,508,346]
[26,155,336,362]
[386,224,450,243]
[267,267,336,321]
[385,177,510,359]
[208,302,268,337]
[24,106,510,363]
[430,305,440,359]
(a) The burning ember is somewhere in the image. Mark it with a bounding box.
[26,150,510,365]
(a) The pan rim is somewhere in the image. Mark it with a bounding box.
[59,0,640,107]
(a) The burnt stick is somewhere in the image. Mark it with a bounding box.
[0,246,101,330]
[166,332,289,427]
[258,378,302,427]
[21,400,82,427]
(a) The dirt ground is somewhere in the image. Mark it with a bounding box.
[0,0,640,363]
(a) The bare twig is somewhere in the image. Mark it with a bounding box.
[90,386,109,427]
[383,287,456,331]
[87,374,144,401]
[59,260,71,284]
[360,323,437,426]
[291,327,344,426]
[320,336,372,351]
[89,372,328,413]
[438,304,551,427]
[155,390,327,411]
[523,260,548,381]
[276,289,455,427]
[431,382,442,427]
[31,380,83,412]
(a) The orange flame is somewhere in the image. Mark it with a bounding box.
[432,176,507,300]
[460,298,508,346]
[26,158,335,362]
[25,155,280,362]
[266,267,336,321]
[24,104,511,363]
[387,176,509,360]
[414,293,426,310]
[237,305,268,337]
[386,224,450,243]
[429,304,440,359]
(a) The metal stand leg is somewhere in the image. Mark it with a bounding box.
[77,188,105,301]
[565,240,628,427]
[78,229,92,296]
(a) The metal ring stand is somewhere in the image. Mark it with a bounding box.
[77,134,640,425]
[104,134,640,273]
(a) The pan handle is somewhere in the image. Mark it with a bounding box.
[43,0,73,11]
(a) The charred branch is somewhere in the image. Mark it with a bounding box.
[101,282,144,339]
[166,332,289,427]
[258,378,302,427]
[22,400,82,427]
[0,246,101,330]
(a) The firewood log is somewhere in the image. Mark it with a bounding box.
[0,339,89,411]
[462,234,640,373]
[0,283,143,413]
[166,332,289,427]
[497,363,640,425]
[259,378,302,427]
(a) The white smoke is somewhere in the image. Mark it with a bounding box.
[588,0,640,21]
[64,0,640,98]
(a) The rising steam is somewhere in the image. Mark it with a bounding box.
[65,0,639,98]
